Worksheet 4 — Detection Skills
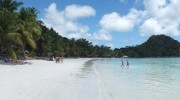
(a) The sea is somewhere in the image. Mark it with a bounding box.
[75,58,180,100]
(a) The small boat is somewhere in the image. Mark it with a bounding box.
[123,55,128,58]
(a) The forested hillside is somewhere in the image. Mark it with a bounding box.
[36,25,113,57]
[115,35,180,57]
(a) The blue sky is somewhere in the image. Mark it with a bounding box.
[16,0,180,48]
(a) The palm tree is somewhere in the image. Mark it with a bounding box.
[0,11,24,59]
[18,7,41,50]
[0,0,24,59]
[0,0,23,12]
[0,1,41,59]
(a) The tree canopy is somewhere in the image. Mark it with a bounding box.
[0,0,41,59]
[38,25,113,57]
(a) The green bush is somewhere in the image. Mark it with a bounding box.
[28,51,36,57]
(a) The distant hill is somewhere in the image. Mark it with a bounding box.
[119,35,180,57]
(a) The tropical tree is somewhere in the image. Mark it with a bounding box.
[0,0,41,59]
[0,10,24,59]
[0,0,23,12]
[18,7,41,50]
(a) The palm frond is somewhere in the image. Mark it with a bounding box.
[7,47,16,59]
[27,38,36,49]
[5,32,23,47]
[25,22,42,36]
[14,22,25,33]
[24,31,33,38]
[32,27,41,36]
[0,0,23,12]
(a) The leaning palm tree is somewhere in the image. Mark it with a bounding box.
[0,0,24,59]
[0,9,42,59]
[18,7,42,50]
[0,0,23,12]
[0,1,41,59]
[0,11,24,59]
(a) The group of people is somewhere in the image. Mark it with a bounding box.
[121,60,129,67]
[55,57,63,63]
[3,55,25,64]
[49,56,63,64]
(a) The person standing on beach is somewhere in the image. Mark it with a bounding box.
[127,60,129,66]
[126,60,129,69]
[55,57,60,63]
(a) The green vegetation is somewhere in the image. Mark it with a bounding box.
[37,25,180,58]
[38,25,113,57]
[1,0,180,59]
[0,0,41,59]
[116,35,180,57]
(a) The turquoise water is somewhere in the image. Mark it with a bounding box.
[78,58,180,100]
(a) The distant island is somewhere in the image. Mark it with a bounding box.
[116,35,180,57]
[1,0,180,59]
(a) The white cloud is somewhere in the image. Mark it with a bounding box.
[140,0,180,36]
[93,7,145,41]
[99,8,145,32]
[41,3,95,39]
[92,29,112,40]
[98,0,180,37]
[65,4,96,20]
[100,12,133,32]
[140,18,163,36]
[107,0,180,37]
[140,18,180,36]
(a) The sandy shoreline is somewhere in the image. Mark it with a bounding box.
[0,58,94,100]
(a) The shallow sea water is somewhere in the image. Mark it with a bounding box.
[75,58,180,100]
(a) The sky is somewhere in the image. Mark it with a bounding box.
[16,0,180,48]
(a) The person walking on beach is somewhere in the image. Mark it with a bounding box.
[55,57,60,63]
[121,60,124,67]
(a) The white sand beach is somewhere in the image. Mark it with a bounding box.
[0,58,105,100]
